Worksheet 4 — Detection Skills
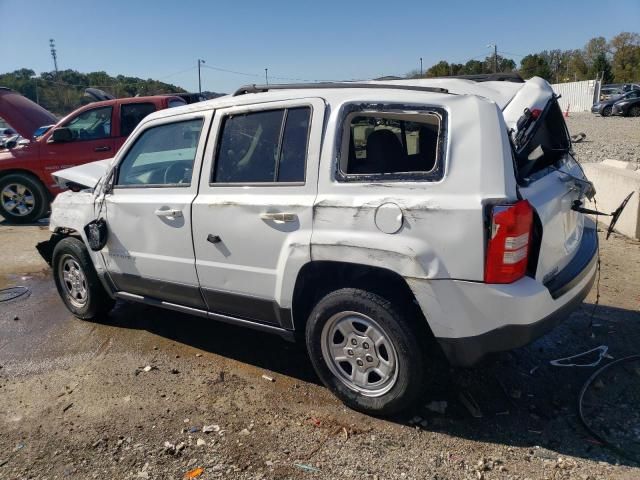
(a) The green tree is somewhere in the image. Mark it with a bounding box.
[426,60,452,77]
[461,59,484,75]
[519,54,552,81]
[584,36,609,67]
[609,32,640,82]
[566,49,589,81]
[590,53,614,83]
[0,68,186,115]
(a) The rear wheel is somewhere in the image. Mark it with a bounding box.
[305,288,425,416]
[601,105,612,117]
[52,237,114,320]
[0,173,48,224]
[629,105,640,117]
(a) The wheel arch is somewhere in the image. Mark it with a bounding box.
[291,260,434,339]
[0,169,52,199]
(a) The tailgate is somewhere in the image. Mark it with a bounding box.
[518,157,587,283]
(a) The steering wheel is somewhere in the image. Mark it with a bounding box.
[164,163,187,184]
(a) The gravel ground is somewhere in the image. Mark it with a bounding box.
[565,113,640,167]
[0,219,639,480]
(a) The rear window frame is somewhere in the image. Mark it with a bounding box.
[335,102,447,183]
[512,97,573,185]
[209,105,313,187]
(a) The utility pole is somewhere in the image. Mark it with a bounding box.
[494,44,498,73]
[420,57,423,76]
[49,39,58,75]
[487,43,497,73]
[265,68,268,85]
[197,59,205,94]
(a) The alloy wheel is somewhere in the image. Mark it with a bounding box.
[1,183,35,217]
[321,311,399,397]
[58,255,89,308]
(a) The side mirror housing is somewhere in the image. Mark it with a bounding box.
[51,127,73,143]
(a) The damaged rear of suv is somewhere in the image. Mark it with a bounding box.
[39,77,602,415]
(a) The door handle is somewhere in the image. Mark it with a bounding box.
[154,208,183,218]
[94,146,112,152]
[260,212,296,223]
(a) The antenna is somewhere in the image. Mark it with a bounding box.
[49,38,59,74]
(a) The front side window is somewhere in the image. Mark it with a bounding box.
[64,106,112,140]
[116,119,203,187]
[120,103,156,137]
[343,113,441,176]
[213,107,311,184]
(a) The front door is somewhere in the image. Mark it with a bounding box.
[191,99,325,327]
[102,113,210,308]
[40,105,116,182]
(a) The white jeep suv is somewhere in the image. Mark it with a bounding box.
[39,77,598,415]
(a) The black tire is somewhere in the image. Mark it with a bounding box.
[52,237,115,320]
[0,173,48,224]
[601,105,612,117]
[305,288,425,416]
[629,105,640,117]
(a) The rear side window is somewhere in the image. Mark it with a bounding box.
[213,107,311,183]
[120,103,156,137]
[340,112,441,178]
[514,100,571,178]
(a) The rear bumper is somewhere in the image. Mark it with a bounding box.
[409,225,598,366]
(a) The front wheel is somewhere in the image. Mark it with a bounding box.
[305,288,425,416]
[601,105,613,117]
[0,173,48,224]
[52,237,114,320]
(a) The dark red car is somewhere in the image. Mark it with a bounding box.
[0,88,185,223]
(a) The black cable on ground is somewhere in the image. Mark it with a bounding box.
[0,286,30,302]
[578,354,640,464]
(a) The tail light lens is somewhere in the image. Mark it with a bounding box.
[485,200,533,284]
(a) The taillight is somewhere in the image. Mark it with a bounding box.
[485,200,533,284]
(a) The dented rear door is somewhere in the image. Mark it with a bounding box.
[191,98,325,327]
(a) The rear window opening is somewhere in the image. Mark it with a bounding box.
[340,112,441,177]
[513,99,571,179]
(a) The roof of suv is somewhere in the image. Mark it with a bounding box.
[146,77,536,122]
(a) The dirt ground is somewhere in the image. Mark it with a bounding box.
[0,216,639,480]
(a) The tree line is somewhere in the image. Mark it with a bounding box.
[0,68,185,116]
[407,32,639,84]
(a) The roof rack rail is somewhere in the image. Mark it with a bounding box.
[438,73,524,83]
[233,82,449,96]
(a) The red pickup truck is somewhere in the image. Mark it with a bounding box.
[0,88,186,223]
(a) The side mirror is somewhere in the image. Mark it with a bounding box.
[51,127,73,143]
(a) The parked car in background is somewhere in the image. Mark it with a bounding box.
[33,124,55,138]
[0,88,186,223]
[612,90,640,116]
[591,89,640,116]
[42,77,601,415]
[0,127,17,138]
[599,86,623,102]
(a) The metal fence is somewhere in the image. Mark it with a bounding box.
[551,79,601,113]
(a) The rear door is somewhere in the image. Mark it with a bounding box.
[191,99,324,327]
[102,112,211,307]
[114,102,158,151]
